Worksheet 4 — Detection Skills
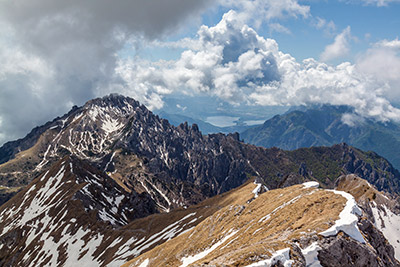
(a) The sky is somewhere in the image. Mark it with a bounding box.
[1,0,400,145]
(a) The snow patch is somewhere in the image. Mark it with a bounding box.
[259,195,302,223]
[370,203,400,260]
[180,230,238,267]
[104,152,116,172]
[301,242,322,267]
[138,259,149,267]
[115,195,125,207]
[17,165,65,227]
[319,190,365,243]
[118,212,197,261]
[252,180,268,198]
[302,181,320,189]
[101,115,123,134]
[34,145,51,171]
[245,248,293,267]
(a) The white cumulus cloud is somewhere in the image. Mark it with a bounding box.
[320,26,353,61]
[356,38,400,102]
[220,0,310,26]
[116,13,400,124]
[375,38,400,50]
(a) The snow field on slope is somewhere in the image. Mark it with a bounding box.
[179,229,238,267]
[319,190,365,243]
[370,203,400,260]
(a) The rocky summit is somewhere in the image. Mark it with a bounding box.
[0,95,400,266]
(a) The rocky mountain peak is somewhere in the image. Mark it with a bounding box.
[2,95,400,215]
[85,94,141,112]
[1,95,400,266]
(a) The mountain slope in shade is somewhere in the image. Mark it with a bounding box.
[0,156,212,266]
[125,176,400,267]
[1,154,400,266]
[241,105,400,171]
[1,96,400,211]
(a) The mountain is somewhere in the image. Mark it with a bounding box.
[123,175,400,267]
[157,111,223,134]
[241,105,400,171]
[0,156,209,266]
[1,95,400,265]
[1,96,400,210]
[2,155,400,266]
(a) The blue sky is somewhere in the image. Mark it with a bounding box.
[1,0,400,145]
[137,1,400,63]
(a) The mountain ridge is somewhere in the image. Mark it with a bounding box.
[1,95,400,266]
[2,154,400,266]
[1,95,400,211]
[241,105,400,171]
[124,175,400,267]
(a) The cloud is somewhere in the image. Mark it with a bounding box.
[357,0,400,6]
[219,0,310,27]
[1,0,400,146]
[313,17,336,36]
[115,13,400,124]
[249,58,400,122]
[0,0,310,145]
[116,10,281,105]
[356,38,400,102]
[269,23,292,34]
[341,113,366,127]
[375,38,400,50]
[320,26,352,61]
[0,0,211,145]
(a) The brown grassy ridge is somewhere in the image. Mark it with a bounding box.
[336,174,378,202]
[122,181,347,267]
[0,128,60,187]
[335,174,400,217]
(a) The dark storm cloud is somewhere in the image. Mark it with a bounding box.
[0,0,211,145]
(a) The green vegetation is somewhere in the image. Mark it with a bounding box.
[242,105,400,171]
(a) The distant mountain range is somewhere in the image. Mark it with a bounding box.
[1,96,399,208]
[242,105,400,171]
[1,95,400,266]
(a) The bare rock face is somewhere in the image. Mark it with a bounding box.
[0,156,210,266]
[1,95,400,212]
[290,244,307,267]
[358,218,398,266]
[1,157,400,266]
[318,231,397,267]
[341,145,400,194]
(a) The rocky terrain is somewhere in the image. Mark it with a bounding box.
[1,95,400,266]
[2,154,400,266]
[0,156,209,266]
[241,105,400,171]
[1,95,400,211]
[124,175,400,267]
